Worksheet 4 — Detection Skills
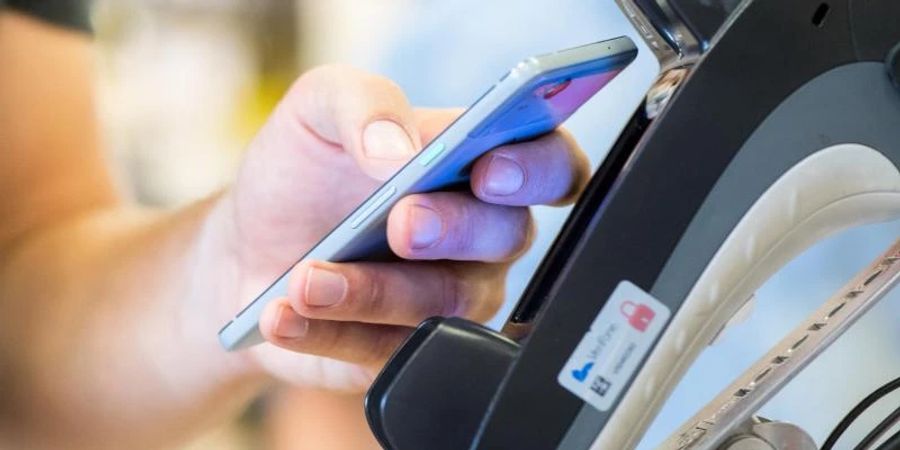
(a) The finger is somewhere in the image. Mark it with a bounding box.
[414,107,464,144]
[387,192,535,262]
[259,298,413,370]
[280,64,422,180]
[250,345,377,391]
[470,129,590,206]
[286,260,507,326]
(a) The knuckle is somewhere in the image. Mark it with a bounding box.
[518,211,537,254]
[469,286,505,323]
[360,267,387,318]
[434,264,507,324]
[360,74,412,122]
[553,127,578,146]
[361,328,396,368]
[451,200,477,254]
[363,73,405,98]
[322,323,352,359]
[439,266,464,317]
[444,268,492,321]
[291,64,339,98]
[556,134,590,205]
[486,290,506,318]
[297,63,357,85]
[570,150,591,191]
[477,272,508,321]
[502,209,535,261]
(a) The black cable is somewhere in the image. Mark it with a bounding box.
[856,405,900,450]
[874,428,900,450]
[822,376,900,450]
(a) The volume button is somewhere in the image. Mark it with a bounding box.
[419,142,446,167]
[350,186,397,229]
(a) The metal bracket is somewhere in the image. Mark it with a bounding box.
[660,238,900,450]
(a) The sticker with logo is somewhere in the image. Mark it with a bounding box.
[557,280,671,412]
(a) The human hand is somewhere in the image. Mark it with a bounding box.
[207,65,590,391]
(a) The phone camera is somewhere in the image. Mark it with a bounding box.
[537,79,572,99]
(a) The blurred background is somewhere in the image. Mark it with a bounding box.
[88,0,900,449]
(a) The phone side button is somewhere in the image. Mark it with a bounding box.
[350,185,397,229]
[218,320,234,335]
[418,142,446,167]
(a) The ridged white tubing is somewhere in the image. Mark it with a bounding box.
[588,144,900,449]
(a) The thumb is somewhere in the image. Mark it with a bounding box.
[360,119,419,180]
[282,64,421,180]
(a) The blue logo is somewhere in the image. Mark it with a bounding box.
[572,361,594,382]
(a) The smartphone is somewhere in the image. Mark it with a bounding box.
[219,36,638,350]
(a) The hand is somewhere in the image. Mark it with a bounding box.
[208,65,590,391]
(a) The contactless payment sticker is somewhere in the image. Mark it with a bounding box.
[558,280,671,412]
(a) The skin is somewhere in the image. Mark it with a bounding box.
[266,389,379,450]
[0,10,590,450]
